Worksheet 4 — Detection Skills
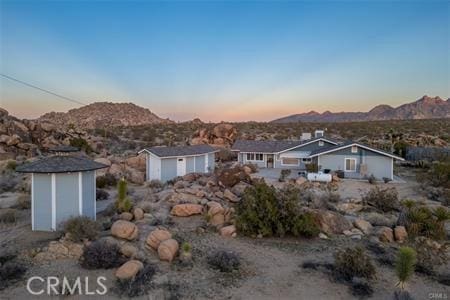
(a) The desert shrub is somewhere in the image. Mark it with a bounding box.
[350,277,374,297]
[115,264,156,297]
[425,159,450,189]
[148,179,163,190]
[115,178,133,213]
[207,250,240,273]
[217,148,235,162]
[333,247,376,282]
[405,206,449,240]
[79,240,125,269]
[5,160,17,171]
[279,169,291,182]
[63,216,101,242]
[306,163,318,173]
[383,177,392,184]
[70,137,93,154]
[181,242,191,253]
[412,237,448,275]
[236,182,319,237]
[0,256,27,290]
[96,189,109,201]
[367,174,377,184]
[362,186,399,212]
[395,247,416,289]
[17,194,31,209]
[216,166,250,187]
[0,209,17,224]
[96,173,117,189]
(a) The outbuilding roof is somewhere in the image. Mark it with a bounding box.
[139,144,218,158]
[49,145,80,152]
[231,137,338,154]
[16,156,109,173]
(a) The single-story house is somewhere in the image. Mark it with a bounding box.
[16,147,108,231]
[232,136,404,180]
[138,145,218,182]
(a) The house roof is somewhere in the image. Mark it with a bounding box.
[16,156,109,173]
[139,144,218,158]
[309,141,405,160]
[231,137,338,154]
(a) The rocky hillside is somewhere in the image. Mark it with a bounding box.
[272,95,450,123]
[39,102,173,129]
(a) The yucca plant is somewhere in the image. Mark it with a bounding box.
[395,247,416,290]
[401,199,416,210]
[115,178,132,213]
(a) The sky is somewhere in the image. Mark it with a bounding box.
[0,0,449,122]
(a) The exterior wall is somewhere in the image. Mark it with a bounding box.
[33,173,53,231]
[161,158,177,182]
[82,171,96,219]
[207,153,215,172]
[148,153,162,181]
[55,173,79,228]
[186,157,196,173]
[318,146,394,179]
[195,155,205,172]
[237,153,244,163]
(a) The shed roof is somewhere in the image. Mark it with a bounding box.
[16,156,109,173]
[140,144,218,158]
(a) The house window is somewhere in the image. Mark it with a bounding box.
[351,146,358,153]
[345,158,357,172]
[302,158,312,164]
[318,141,324,146]
[281,158,299,166]
[246,153,263,161]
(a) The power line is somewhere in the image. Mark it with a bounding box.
[0,73,87,106]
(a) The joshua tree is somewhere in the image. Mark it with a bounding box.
[395,247,417,290]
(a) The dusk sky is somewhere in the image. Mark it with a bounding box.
[0,0,448,122]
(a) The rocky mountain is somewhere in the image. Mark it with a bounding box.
[272,96,450,123]
[39,102,173,129]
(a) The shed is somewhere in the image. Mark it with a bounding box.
[16,148,108,231]
[138,145,219,182]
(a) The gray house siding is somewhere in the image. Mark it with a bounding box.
[33,174,52,231]
[195,155,205,173]
[318,146,393,179]
[82,171,95,219]
[288,140,335,152]
[207,153,215,172]
[186,157,195,173]
[161,158,177,182]
[55,173,79,228]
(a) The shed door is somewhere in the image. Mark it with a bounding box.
[177,158,186,176]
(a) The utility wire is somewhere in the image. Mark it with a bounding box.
[0,73,87,106]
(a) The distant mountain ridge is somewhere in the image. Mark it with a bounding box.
[39,102,173,129]
[271,96,450,123]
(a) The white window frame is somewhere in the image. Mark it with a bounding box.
[351,146,358,153]
[281,157,300,166]
[246,153,264,162]
[344,158,357,172]
[318,141,324,146]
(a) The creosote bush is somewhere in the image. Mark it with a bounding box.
[395,247,417,289]
[0,255,27,290]
[236,181,320,238]
[362,186,400,212]
[405,205,450,240]
[333,247,376,282]
[96,189,109,201]
[96,173,117,189]
[63,216,101,242]
[0,209,17,224]
[115,264,156,297]
[79,240,125,269]
[279,169,291,182]
[207,250,240,273]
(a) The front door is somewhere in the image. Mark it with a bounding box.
[177,158,186,176]
[267,154,274,168]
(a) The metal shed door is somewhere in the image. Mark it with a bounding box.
[177,158,186,176]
